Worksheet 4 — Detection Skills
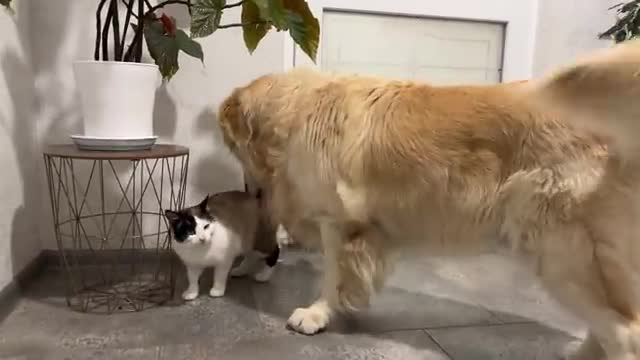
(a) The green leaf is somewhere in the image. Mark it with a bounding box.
[191,0,226,38]
[250,0,287,29]
[282,0,319,61]
[249,0,268,17]
[176,30,204,62]
[144,19,180,80]
[601,1,640,43]
[242,0,270,52]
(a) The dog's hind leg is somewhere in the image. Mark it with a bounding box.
[286,219,390,335]
[538,224,639,360]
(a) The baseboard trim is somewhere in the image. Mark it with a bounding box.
[0,252,47,322]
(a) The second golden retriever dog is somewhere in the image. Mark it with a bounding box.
[217,41,640,360]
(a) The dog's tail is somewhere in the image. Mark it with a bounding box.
[527,40,640,159]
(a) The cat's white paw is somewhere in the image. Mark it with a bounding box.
[209,287,226,298]
[253,266,274,283]
[182,289,199,301]
[286,306,329,335]
[277,225,294,247]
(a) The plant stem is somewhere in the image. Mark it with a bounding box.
[120,0,139,19]
[218,21,265,29]
[94,0,109,60]
[146,0,190,15]
[111,0,122,60]
[223,0,244,9]
[102,0,116,60]
[136,0,144,61]
[120,0,136,58]
[123,24,142,61]
[123,0,194,63]
[609,2,625,10]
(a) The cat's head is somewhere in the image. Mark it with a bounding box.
[164,195,215,245]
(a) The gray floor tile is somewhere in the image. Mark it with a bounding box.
[0,250,582,359]
[217,331,450,360]
[157,343,213,360]
[343,286,499,332]
[0,268,266,355]
[428,323,575,360]
[0,343,162,360]
[387,254,585,336]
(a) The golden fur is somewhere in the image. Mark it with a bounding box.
[217,40,640,359]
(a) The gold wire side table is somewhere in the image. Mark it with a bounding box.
[43,144,189,313]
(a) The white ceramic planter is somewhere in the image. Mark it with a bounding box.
[73,61,160,138]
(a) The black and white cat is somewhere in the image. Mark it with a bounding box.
[164,191,279,300]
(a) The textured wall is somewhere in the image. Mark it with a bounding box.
[532,0,616,76]
[0,2,40,289]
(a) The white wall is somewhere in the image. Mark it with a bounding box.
[532,0,616,76]
[28,0,285,249]
[289,0,539,82]
[0,2,41,289]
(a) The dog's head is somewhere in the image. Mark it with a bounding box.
[217,76,271,186]
[217,86,251,153]
[217,68,329,186]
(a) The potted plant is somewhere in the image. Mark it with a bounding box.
[600,1,640,42]
[1,0,319,150]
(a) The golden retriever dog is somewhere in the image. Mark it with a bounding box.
[217,40,640,360]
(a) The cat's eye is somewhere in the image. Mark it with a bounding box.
[204,224,210,230]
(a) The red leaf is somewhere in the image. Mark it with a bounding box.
[160,13,176,36]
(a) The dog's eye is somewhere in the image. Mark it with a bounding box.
[204,224,210,230]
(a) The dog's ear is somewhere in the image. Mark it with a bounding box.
[218,88,254,145]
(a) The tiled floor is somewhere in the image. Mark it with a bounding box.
[0,250,585,359]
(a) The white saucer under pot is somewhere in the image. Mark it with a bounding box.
[71,135,158,151]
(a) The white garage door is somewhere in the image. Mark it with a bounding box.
[318,11,505,85]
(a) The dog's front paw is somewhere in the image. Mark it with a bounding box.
[209,287,226,298]
[286,306,329,335]
[182,289,199,301]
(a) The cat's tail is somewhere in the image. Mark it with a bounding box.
[527,39,640,161]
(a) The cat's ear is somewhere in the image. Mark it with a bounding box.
[198,194,210,213]
[164,209,180,223]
